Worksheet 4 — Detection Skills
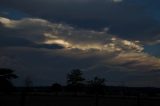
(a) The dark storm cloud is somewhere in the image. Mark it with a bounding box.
[0,35,33,47]
[0,47,109,85]
[0,17,159,71]
[1,0,160,41]
[1,47,160,86]
[0,35,63,49]
[0,16,159,87]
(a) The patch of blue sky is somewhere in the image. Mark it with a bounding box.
[0,6,29,19]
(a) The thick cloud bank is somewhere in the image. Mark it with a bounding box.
[0,17,160,86]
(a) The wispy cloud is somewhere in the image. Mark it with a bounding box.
[111,52,160,71]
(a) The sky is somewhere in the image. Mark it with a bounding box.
[0,0,160,87]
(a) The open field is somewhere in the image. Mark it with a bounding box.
[1,93,160,106]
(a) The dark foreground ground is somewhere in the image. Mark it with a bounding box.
[1,93,160,106]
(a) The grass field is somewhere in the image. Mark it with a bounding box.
[1,93,160,106]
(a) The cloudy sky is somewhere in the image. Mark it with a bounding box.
[0,0,160,87]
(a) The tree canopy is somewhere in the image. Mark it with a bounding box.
[67,69,85,86]
[0,68,18,92]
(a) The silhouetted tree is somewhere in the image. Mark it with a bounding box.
[87,77,106,95]
[67,69,85,95]
[87,77,106,106]
[0,68,18,92]
[51,83,62,95]
[67,69,85,85]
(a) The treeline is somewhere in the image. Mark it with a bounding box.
[0,68,106,94]
[1,68,160,97]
